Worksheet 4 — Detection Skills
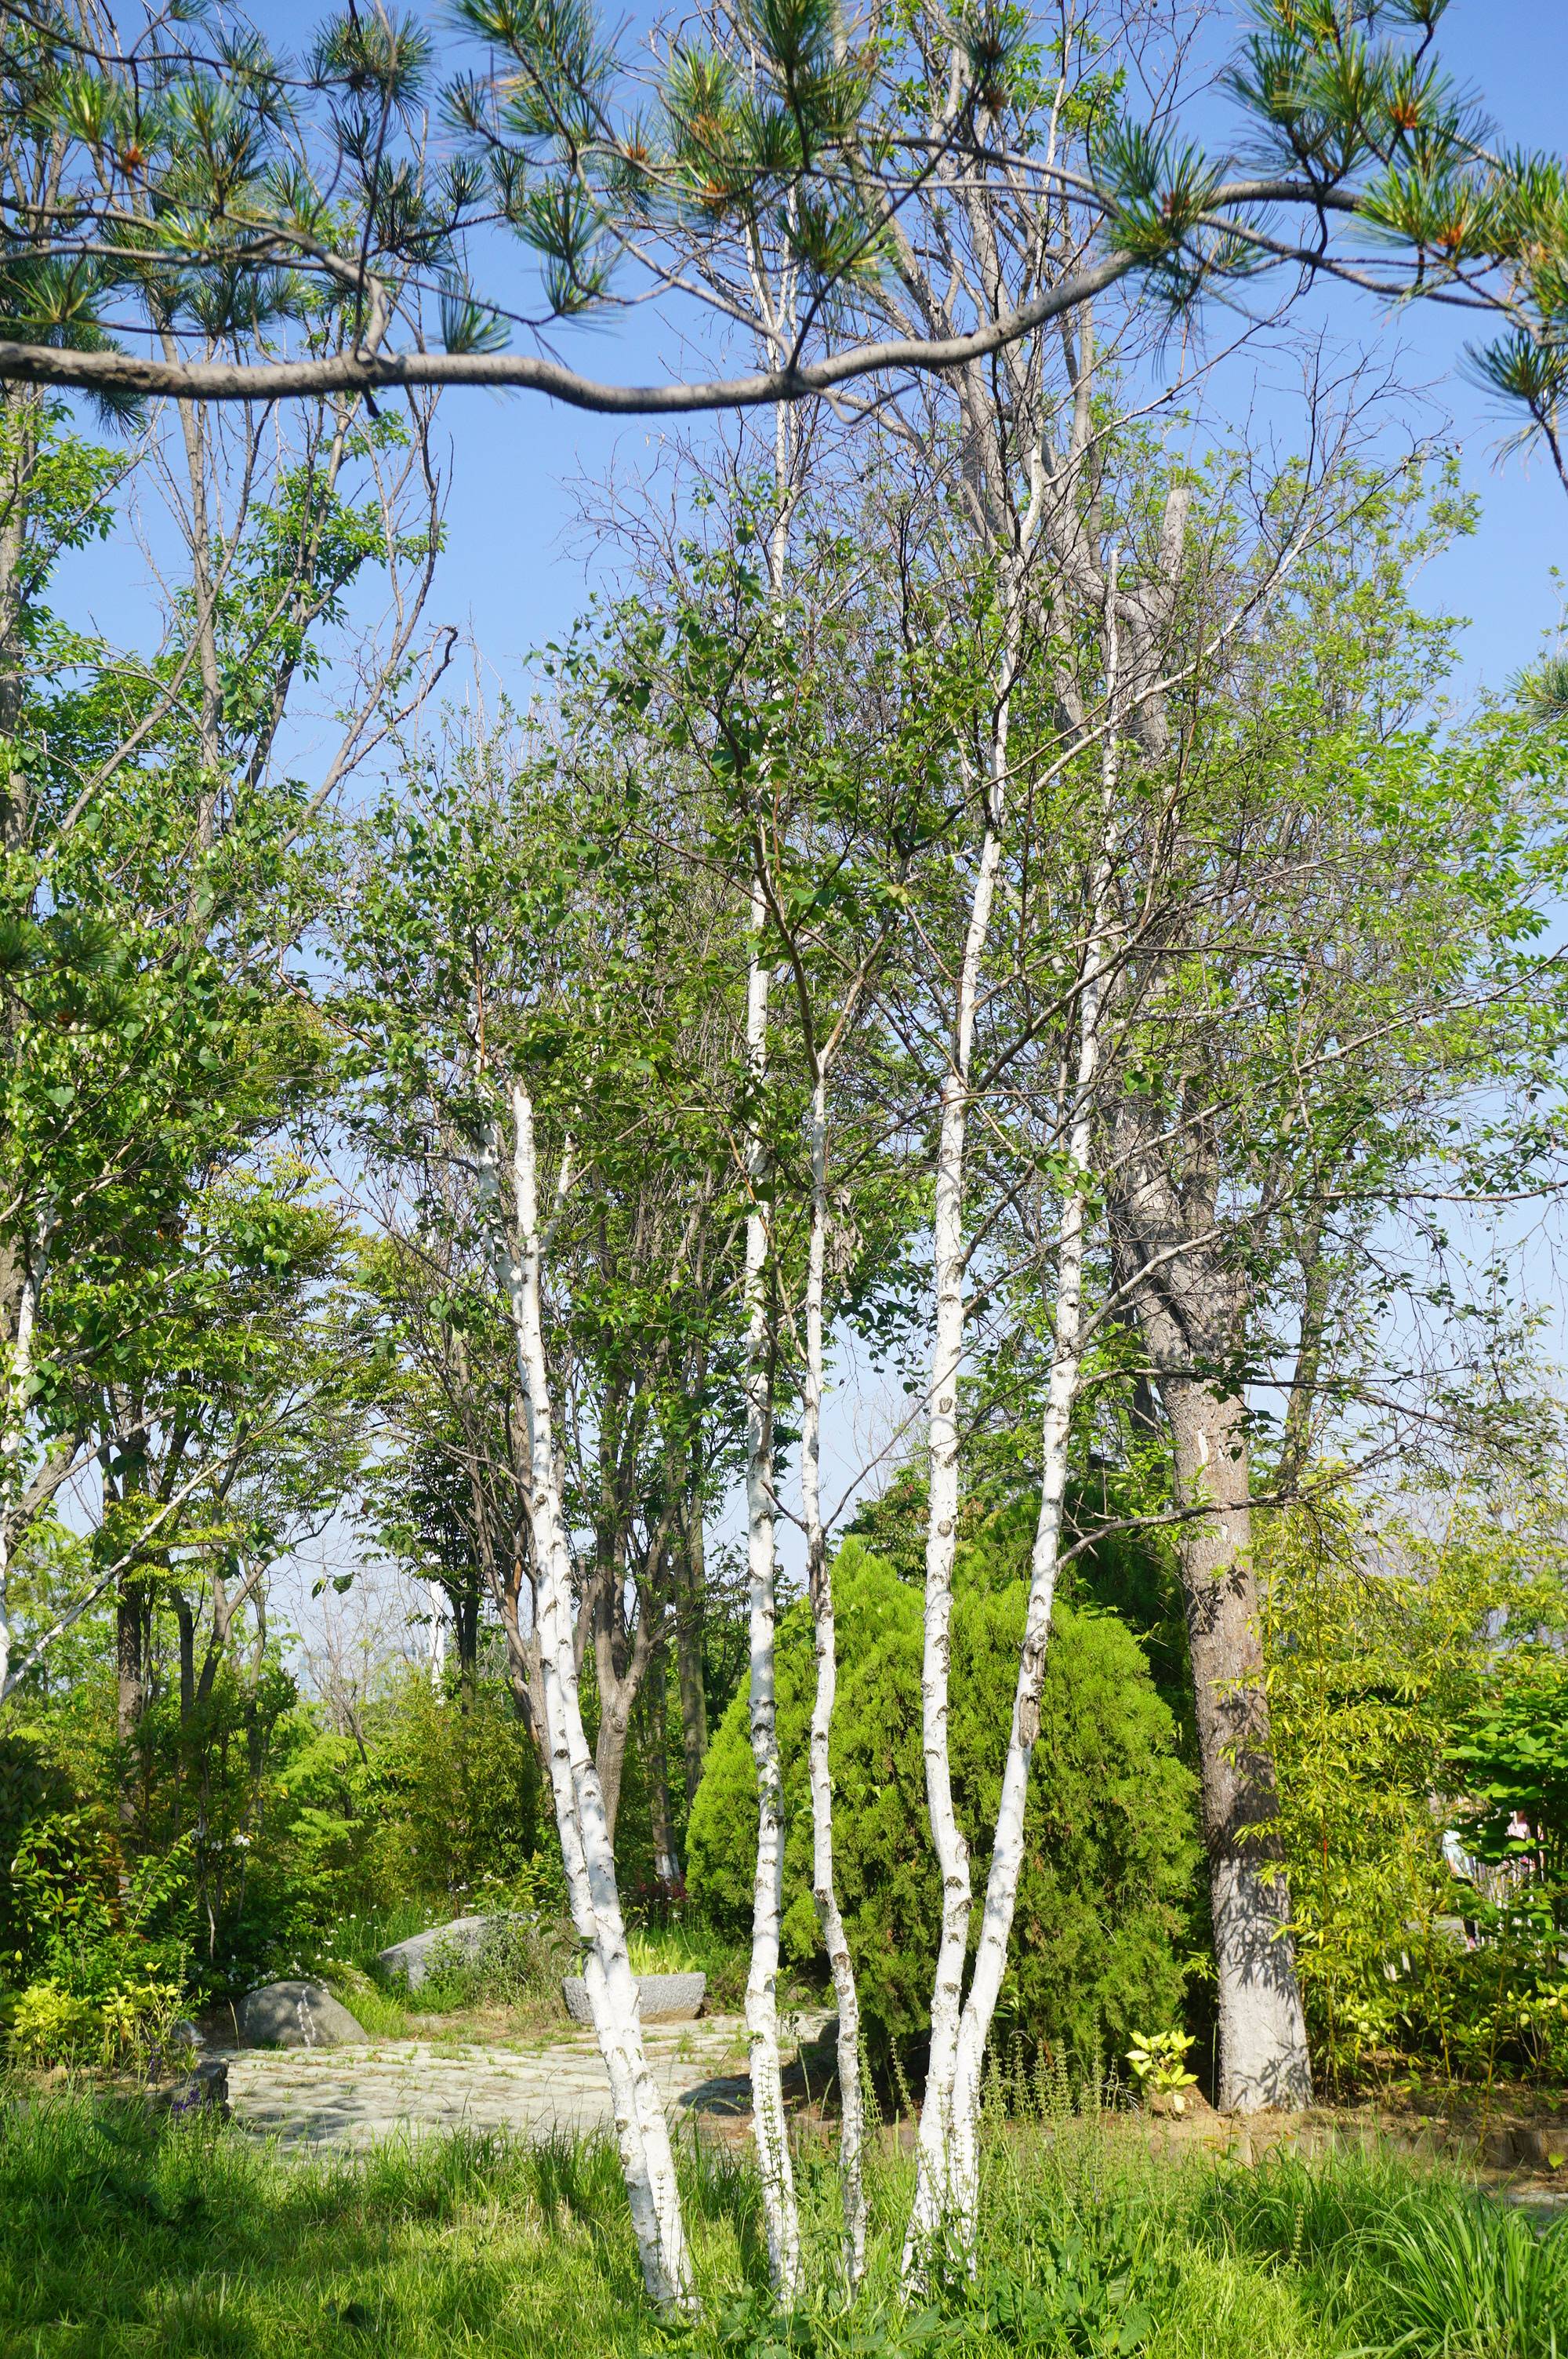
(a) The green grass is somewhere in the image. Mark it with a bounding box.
[0,2093,1562,2357]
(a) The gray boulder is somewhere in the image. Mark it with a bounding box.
[237,1980,365,2048]
[561,1970,706,2025]
[376,1914,509,1992]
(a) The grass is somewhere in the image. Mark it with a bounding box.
[0,2092,1562,2357]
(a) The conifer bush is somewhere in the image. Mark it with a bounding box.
[687,1541,1200,2066]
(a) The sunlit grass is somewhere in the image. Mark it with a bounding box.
[2,2092,1559,2357]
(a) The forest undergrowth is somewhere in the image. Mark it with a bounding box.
[0,2094,1561,2358]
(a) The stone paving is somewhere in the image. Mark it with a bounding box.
[227,2017,753,2151]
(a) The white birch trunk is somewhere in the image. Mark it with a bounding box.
[0,1212,46,1703]
[904,671,1012,2274]
[426,1583,448,1690]
[944,583,1123,2251]
[482,1090,693,2314]
[742,878,800,2300]
[800,1065,867,2287]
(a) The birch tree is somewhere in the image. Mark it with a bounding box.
[336,712,777,2310]
[481,1081,693,2311]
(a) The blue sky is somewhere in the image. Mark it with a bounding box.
[52,3,1568,715]
[404,2,1568,711]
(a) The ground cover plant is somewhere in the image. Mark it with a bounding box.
[0,2096,1560,2359]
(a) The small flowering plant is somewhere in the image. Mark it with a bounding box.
[1126,2027,1200,2114]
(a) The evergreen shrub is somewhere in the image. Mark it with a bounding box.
[687,1539,1200,2065]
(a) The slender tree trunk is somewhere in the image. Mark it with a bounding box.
[742,878,800,2299]
[484,1085,693,2314]
[673,1461,709,1808]
[0,1219,45,1703]
[801,1067,867,2285]
[1277,1224,1331,1496]
[946,591,1122,2247]
[1164,1377,1312,2111]
[646,1646,681,1886]
[906,669,1013,2270]
[175,1594,195,1723]
[456,1584,479,1706]
[426,1581,447,1690]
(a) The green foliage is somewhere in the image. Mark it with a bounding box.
[688,1541,1200,2066]
[2,1642,555,2011]
[5,1975,183,2070]
[1124,2028,1199,2111]
[1449,1671,1568,1915]
[369,1674,546,1911]
[1265,1490,1568,2087]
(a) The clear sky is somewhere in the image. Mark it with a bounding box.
[386,2,1568,711]
[51,4,1568,714]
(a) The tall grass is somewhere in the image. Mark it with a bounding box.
[0,2092,1559,2357]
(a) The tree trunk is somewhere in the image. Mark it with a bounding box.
[1163,1377,1312,2112]
[455,1582,479,1707]
[175,1593,195,1723]
[906,660,1013,2273]
[426,1581,447,1690]
[673,1454,709,1808]
[646,1649,681,1887]
[946,584,1121,2247]
[801,1067,867,2285]
[0,1212,45,1702]
[594,1668,637,1846]
[741,879,800,2299]
[485,1085,694,2314]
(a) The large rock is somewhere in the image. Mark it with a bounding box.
[561,1971,706,2025]
[376,1914,504,1992]
[237,1980,365,2049]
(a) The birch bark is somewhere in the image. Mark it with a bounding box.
[903,631,1013,2271]
[943,583,1123,2248]
[482,1085,694,2314]
[0,1211,45,1701]
[800,1064,866,2286]
[742,876,800,2300]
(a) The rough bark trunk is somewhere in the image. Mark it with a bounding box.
[742,879,800,2299]
[485,1085,693,2313]
[1164,1377,1312,2111]
[801,1067,867,2285]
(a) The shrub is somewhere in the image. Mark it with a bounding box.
[1264,1496,1568,2086]
[5,1975,184,2069]
[687,1540,1200,2066]
[368,1674,546,1910]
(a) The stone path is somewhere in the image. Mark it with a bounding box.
[227,2018,753,2151]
